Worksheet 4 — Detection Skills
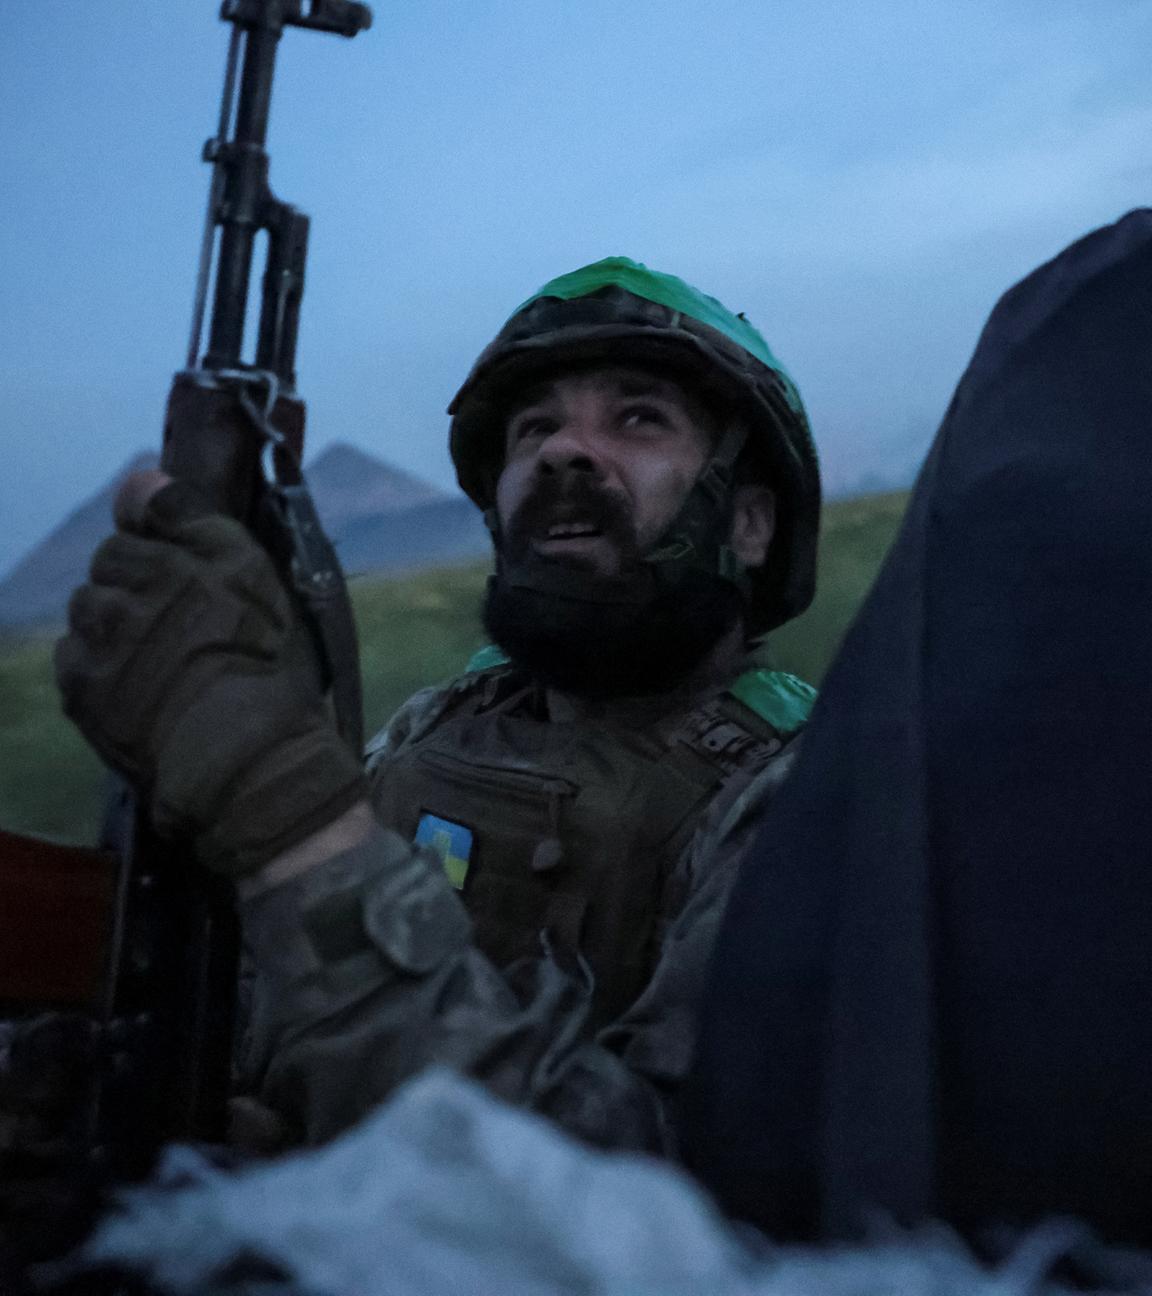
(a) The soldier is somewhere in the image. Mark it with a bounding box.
[56,256,820,1153]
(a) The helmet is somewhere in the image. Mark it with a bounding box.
[448,256,820,632]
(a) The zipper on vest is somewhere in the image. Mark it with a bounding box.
[414,750,576,875]
[416,748,579,801]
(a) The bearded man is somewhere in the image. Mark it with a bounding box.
[56,257,821,1153]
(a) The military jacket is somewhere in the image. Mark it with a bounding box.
[237,661,812,1154]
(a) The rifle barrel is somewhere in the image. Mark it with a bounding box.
[187,28,242,369]
[205,24,281,367]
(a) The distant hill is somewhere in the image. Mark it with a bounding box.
[0,443,490,629]
[822,425,932,501]
[337,497,490,577]
[0,451,161,629]
[307,443,446,532]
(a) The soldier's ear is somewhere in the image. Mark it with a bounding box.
[729,485,776,568]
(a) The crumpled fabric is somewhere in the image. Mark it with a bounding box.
[61,1070,1134,1296]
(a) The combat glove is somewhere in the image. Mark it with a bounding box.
[54,481,367,878]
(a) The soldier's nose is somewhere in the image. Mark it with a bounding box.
[541,450,598,476]
[538,425,605,477]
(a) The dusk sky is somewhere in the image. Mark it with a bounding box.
[2,0,1149,578]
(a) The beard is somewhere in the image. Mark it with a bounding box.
[482,475,743,697]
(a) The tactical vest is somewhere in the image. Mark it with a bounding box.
[369,664,812,1025]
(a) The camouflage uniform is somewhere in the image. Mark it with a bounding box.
[237,666,806,1154]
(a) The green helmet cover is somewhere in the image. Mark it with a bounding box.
[514,257,805,413]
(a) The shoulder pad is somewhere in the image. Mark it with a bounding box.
[728,668,816,738]
[463,643,511,673]
[448,647,530,713]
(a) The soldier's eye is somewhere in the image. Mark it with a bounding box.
[620,404,669,430]
[512,416,554,443]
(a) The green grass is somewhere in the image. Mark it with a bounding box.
[0,634,111,844]
[0,491,908,845]
[350,563,495,739]
[770,489,909,683]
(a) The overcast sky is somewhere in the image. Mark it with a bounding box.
[1,0,1149,578]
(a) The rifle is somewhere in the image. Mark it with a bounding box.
[0,0,370,1265]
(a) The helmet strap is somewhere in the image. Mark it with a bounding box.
[642,420,751,600]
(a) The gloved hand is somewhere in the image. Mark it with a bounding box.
[54,476,367,878]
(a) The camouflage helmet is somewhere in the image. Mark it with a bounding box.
[448,257,821,632]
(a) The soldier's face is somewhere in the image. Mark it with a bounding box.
[495,366,715,577]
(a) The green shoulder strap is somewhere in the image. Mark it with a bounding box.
[464,644,511,673]
[728,668,816,738]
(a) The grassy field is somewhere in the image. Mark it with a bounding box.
[0,490,908,845]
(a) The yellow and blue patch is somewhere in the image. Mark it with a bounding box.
[415,813,474,890]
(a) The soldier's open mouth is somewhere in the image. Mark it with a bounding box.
[530,518,614,567]
[545,521,602,540]
[508,491,628,570]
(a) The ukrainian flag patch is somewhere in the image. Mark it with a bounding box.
[415,813,474,890]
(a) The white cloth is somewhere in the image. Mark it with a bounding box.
[76,1070,1106,1296]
